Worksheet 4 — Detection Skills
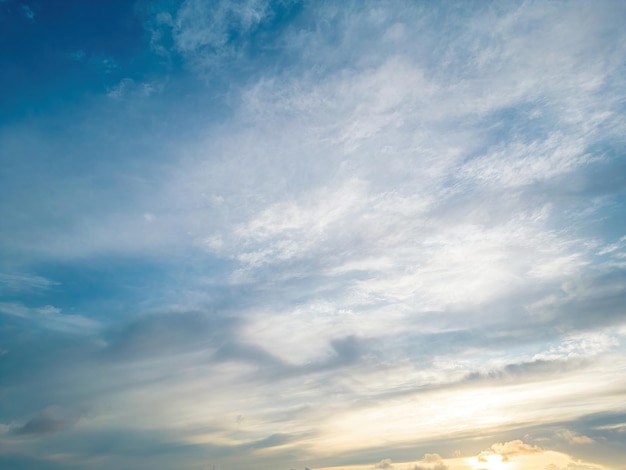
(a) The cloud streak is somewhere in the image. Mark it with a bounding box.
[1,1,625,469]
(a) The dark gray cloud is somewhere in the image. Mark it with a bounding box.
[212,339,287,368]
[102,310,237,360]
[11,408,77,436]
[463,358,591,384]
[0,454,69,470]
[245,432,302,450]
[546,270,626,332]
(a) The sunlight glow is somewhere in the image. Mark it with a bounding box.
[1,1,626,469]
[475,454,509,470]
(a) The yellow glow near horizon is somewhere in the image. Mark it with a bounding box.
[474,454,509,470]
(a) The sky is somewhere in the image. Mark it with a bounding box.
[1,0,626,469]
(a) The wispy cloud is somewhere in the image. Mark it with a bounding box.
[20,4,34,21]
[1,1,625,469]
[0,273,57,293]
[0,302,100,334]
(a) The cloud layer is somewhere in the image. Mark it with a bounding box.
[1,1,625,469]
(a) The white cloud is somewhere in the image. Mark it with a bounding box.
[3,2,626,469]
[0,273,57,293]
[459,133,593,188]
[170,0,272,70]
[0,302,100,334]
[411,453,447,470]
[127,1,626,391]
[557,430,595,445]
[374,458,393,469]
[533,332,620,362]
[107,78,161,98]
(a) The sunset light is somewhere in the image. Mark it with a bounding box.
[475,454,508,470]
[1,1,625,469]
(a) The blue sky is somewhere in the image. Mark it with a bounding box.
[1,1,626,469]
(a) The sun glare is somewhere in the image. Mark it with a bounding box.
[474,453,509,470]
